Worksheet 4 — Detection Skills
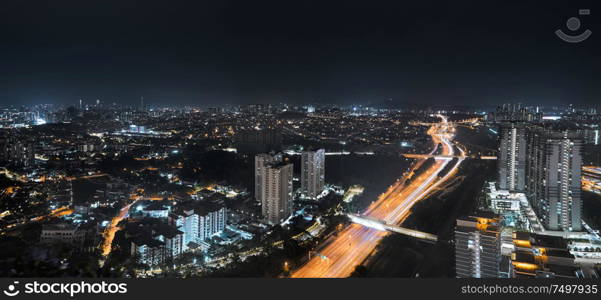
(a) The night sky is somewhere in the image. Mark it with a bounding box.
[1,0,600,107]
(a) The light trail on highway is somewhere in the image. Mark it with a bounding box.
[291,115,465,278]
[101,198,140,257]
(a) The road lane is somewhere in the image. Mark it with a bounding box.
[292,115,464,278]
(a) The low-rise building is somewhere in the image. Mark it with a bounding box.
[39,223,86,246]
[511,231,586,278]
[128,220,184,266]
[169,199,226,251]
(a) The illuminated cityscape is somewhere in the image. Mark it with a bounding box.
[1,103,600,278]
[1,1,600,283]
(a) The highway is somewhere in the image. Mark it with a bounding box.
[101,197,140,257]
[291,115,465,278]
[347,213,438,242]
[100,191,169,258]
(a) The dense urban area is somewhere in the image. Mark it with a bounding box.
[1,101,601,278]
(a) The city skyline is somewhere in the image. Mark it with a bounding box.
[1,99,601,280]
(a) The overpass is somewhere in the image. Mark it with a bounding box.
[402,154,497,160]
[347,213,438,243]
[291,114,458,277]
[402,154,456,160]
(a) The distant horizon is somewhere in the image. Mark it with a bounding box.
[1,99,598,111]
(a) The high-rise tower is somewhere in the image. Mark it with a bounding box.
[498,123,527,191]
[259,161,293,225]
[301,149,325,199]
[527,129,582,231]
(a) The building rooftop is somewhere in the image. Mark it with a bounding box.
[42,223,79,231]
[127,218,183,243]
[131,235,164,248]
[172,199,226,217]
[138,199,171,211]
[513,231,569,250]
[456,213,501,234]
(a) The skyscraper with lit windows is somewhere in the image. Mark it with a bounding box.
[255,153,283,203]
[259,161,293,225]
[498,123,526,191]
[301,149,325,199]
[527,129,582,231]
[455,215,501,278]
